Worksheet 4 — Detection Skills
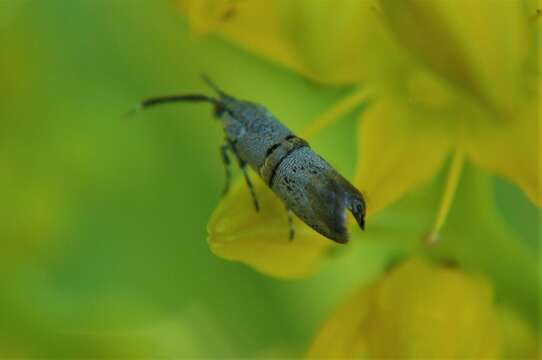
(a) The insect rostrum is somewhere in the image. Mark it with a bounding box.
[136,77,366,244]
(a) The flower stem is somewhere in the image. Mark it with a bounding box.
[426,148,465,245]
[301,87,370,139]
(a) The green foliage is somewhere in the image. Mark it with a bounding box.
[0,0,539,358]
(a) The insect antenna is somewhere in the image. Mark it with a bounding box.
[201,74,229,98]
[125,94,219,117]
[141,94,218,109]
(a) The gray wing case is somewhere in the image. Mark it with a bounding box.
[271,147,361,243]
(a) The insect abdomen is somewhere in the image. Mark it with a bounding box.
[260,138,352,243]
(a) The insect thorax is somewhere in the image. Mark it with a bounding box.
[259,136,309,186]
[222,102,292,170]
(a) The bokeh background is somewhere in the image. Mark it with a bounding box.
[1,1,539,358]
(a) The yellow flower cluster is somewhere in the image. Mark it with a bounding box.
[175,1,539,357]
[178,0,540,277]
[308,258,538,358]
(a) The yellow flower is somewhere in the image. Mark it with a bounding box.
[174,0,375,85]
[177,0,540,276]
[356,0,540,226]
[208,177,333,279]
[307,258,538,359]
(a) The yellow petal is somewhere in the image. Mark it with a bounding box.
[308,257,501,358]
[464,101,541,206]
[498,308,540,359]
[366,260,500,358]
[174,0,237,35]
[306,283,373,358]
[175,0,375,84]
[208,173,335,279]
[379,0,529,116]
[175,0,307,77]
[355,101,451,215]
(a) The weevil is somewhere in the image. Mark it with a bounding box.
[134,77,366,243]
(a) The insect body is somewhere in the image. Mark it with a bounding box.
[136,77,366,243]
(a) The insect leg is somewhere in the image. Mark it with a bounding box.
[241,164,260,212]
[219,143,232,196]
[286,207,295,241]
[229,142,260,212]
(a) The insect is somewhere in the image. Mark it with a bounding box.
[134,77,366,243]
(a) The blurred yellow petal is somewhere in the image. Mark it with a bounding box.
[362,0,540,209]
[498,308,540,359]
[464,102,541,206]
[367,259,499,358]
[174,0,236,35]
[308,257,501,359]
[306,284,373,358]
[355,101,451,215]
[208,174,334,279]
[175,0,307,77]
[379,0,528,116]
[175,0,375,84]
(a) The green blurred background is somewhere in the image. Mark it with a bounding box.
[0,1,539,358]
